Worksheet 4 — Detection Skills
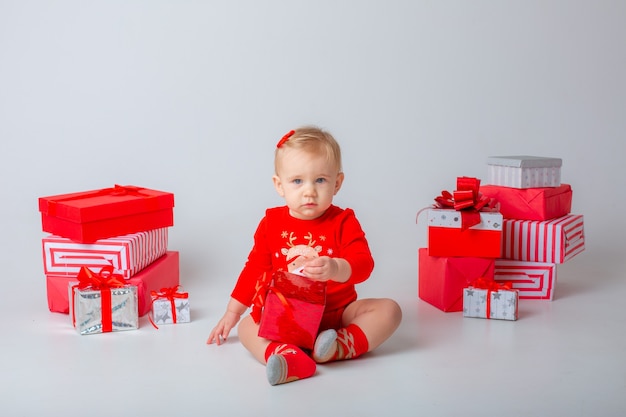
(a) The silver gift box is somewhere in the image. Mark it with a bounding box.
[151,297,191,325]
[463,287,518,321]
[69,284,139,335]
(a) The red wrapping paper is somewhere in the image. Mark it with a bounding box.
[257,270,326,349]
[427,209,503,258]
[38,185,174,243]
[46,274,76,314]
[128,251,180,316]
[479,184,572,221]
[418,248,495,312]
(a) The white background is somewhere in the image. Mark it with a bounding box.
[1,1,625,416]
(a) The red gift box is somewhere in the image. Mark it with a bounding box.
[47,251,179,316]
[479,184,572,221]
[494,259,557,300]
[501,214,585,263]
[427,209,503,258]
[423,177,502,258]
[38,185,174,243]
[128,251,180,316]
[418,248,495,312]
[46,274,75,313]
[254,270,326,350]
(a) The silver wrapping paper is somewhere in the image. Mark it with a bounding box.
[70,284,139,334]
[463,287,518,321]
[152,297,190,325]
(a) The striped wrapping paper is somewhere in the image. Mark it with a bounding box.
[42,228,168,278]
[501,215,584,264]
[494,259,557,300]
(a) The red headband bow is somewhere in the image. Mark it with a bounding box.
[276,130,295,148]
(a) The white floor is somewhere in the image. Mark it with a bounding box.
[2,244,624,417]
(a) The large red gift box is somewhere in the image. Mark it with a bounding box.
[427,209,503,258]
[479,184,572,221]
[418,248,495,312]
[255,270,326,350]
[494,259,557,300]
[128,251,180,316]
[47,251,180,316]
[39,185,174,243]
[501,214,585,263]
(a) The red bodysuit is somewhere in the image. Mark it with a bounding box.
[231,205,374,315]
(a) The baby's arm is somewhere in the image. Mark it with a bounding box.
[206,297,248,345]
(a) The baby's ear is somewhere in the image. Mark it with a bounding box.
[334,172,345,194]
[273,175,285,197]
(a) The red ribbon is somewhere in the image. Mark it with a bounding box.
[469,277,513,319]
[71,266,126,333]
[149,286,189,329]
[46,185,153,216]
[250,272,292,324]
[434,177,497,230]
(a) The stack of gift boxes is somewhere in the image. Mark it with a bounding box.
[418,156,585,321]
[480,156,585,301]
[39,185,190,334]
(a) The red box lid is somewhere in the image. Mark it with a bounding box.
[39,185,174,223]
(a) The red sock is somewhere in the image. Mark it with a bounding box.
[335,324,369,360]
[264,342,316,385]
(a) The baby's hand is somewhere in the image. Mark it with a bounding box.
[207,311,241,345]
[302,256,339,282]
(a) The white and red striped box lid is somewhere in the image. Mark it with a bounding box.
[42,227,168,279]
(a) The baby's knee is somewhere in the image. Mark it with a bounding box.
[383,298,402,325]
[237,315,254,335]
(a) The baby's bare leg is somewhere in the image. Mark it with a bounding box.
[342,298,402,351]
[237,315,271,363]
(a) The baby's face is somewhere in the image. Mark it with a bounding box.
[273,149,343,221]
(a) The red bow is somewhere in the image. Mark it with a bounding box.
[470,277,512,292]
[76,265,126,290]
[469,277,513,319]
[250,272,290,324]
[434,177,497,230]
[72,266,126,333]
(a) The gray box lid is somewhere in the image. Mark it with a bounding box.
[487,155,562,168]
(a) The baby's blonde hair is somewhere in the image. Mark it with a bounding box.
[274,126,342,174]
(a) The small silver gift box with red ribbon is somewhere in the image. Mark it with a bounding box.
[150,286,190,326]
[463,278,518,321]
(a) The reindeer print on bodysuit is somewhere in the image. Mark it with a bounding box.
[279,232,326,275]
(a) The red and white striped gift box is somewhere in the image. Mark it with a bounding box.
[494,259,557,300]
[42,228,168,279]
[501,215,584,263]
